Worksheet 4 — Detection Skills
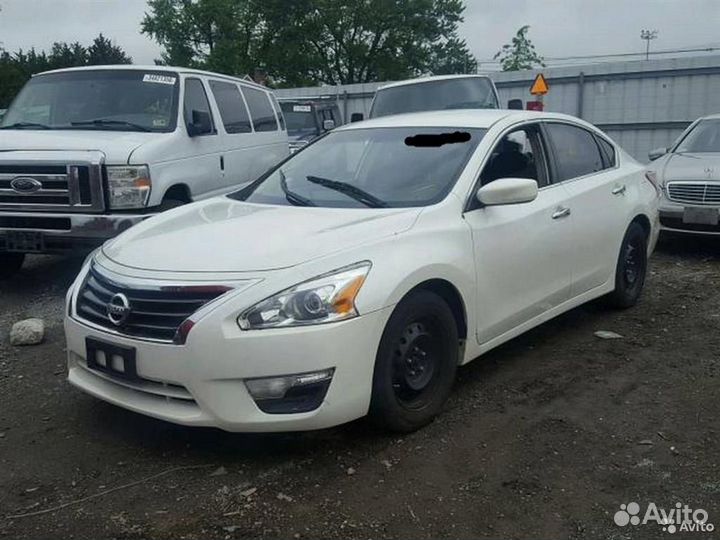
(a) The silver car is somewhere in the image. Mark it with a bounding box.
[649,114,720,235]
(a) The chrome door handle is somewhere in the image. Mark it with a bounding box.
[612,184,627,195]
[552,206,571,219]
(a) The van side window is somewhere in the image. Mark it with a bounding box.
[270,94,286,131]
[209,80,251,134]
[183,78,215,134]
[243,87,279,132]
[545,123,604,181]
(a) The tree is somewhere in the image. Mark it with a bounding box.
[87,34,132,65]
[0,35,132,108]
[494,25,545,71]
[141,0,478,86]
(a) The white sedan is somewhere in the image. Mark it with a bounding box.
[64,110,659,433]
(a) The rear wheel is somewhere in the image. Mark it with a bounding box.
[369,290,458,432]
[0,252,25,279]
[605,222,648,309]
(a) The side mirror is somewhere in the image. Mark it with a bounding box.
[476,178,538,206]
[507,99,524,110]
[648,147,667,161]
[350,112,364,123]
[322,118,336,131]
[187,109,213,136]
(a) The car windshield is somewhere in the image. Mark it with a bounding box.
[280,103,318,135]
[230,126,485,208]
[1,70,179,132]
[675,119,720,153]
[370,78,498,119]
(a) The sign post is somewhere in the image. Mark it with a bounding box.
[528,73,549,111]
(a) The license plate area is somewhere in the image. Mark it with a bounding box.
[5,230,44,252]
[86,338,138,382]
[683,207,719,226]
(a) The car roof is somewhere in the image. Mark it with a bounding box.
[337,109,591,131]
[33,64,269,91]
[699,113,720,120]
[377,74,494,91]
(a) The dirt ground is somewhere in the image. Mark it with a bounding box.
[0,235,718,540]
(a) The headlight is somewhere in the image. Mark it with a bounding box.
[237,262,371,330]
[106,165,151,209]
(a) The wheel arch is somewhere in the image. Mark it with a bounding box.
[398,278,468,343]
[162,183,192,203]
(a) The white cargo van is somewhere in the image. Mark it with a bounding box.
[0,65,288,276]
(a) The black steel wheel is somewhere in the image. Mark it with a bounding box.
[605,222,648,309]
[370,290,458,432]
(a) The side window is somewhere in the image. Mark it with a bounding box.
[243,87,279,132]
[183,78,214,134]
[480,125,548,188]
[595,135,616,169]
[209,80,251,134]
[545,123,604,181]
[270,94,286,131]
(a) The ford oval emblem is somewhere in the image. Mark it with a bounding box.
[10,176,42,193]
[107,293,132,326]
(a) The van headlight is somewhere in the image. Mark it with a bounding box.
[106,165,151,209]
[237,262,371,330]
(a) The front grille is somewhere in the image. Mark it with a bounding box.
[76,267,229,342]
[0,156,104,212]
[666,182,720,205]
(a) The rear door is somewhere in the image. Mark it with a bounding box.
[464,122,575,344]
[208,79,255,189]
[543,122,629,296]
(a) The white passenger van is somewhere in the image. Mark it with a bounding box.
[0,66,288,277]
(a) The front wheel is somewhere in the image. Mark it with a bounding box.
[369,290,459,432]
[605,222,648,309]
[0,252,25,279]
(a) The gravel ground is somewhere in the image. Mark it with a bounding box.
[0,236,718,540]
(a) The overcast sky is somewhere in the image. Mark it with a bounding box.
[0,0,718,69]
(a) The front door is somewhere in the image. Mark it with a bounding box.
[464,123,575,344]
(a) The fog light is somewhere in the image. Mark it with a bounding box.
[245,368,334,414]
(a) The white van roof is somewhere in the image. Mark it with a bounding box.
[34,64,269,91]
[377,74,494,92]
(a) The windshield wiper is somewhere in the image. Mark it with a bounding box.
[280,170,315,207]
[0,122,53,130]
[306,175,388,208]
[70,119,151,132]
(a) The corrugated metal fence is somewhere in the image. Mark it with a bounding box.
[274,54,720,162]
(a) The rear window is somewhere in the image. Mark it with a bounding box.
[243,87,278,132]
[370,77,498,119]
[209,80,251,134]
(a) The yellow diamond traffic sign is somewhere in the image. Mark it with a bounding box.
[530,73,549,96]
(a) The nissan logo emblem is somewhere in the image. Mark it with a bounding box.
[107,293,132,326]
[10,177,43,194]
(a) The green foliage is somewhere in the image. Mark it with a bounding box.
[494,25,545,72]
[0,34,131,107]
[141,0,477,86]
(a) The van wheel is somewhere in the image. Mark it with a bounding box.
[159,198,187,212]
[605,222,648,309]
[369,290,458,432]
[0,252,25,279]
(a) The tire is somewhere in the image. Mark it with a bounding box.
[369,290,459,432]
[605,222,648,309]
[0,252,25,279]
[158,198,187,211]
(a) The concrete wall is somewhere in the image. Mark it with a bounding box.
[274,54,720,161]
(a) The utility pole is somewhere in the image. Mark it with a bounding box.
[640,29,659,60]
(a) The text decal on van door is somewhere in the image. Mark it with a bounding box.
[143,74,177,85]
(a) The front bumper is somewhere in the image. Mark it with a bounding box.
[0,211,150,253]
[659,199,720,236]
[65,305,392,432]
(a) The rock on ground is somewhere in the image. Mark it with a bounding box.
[9,318,45,346]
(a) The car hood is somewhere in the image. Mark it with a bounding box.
[662,153,720,182]
[0,129,160,164]
[102,198,422,273]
